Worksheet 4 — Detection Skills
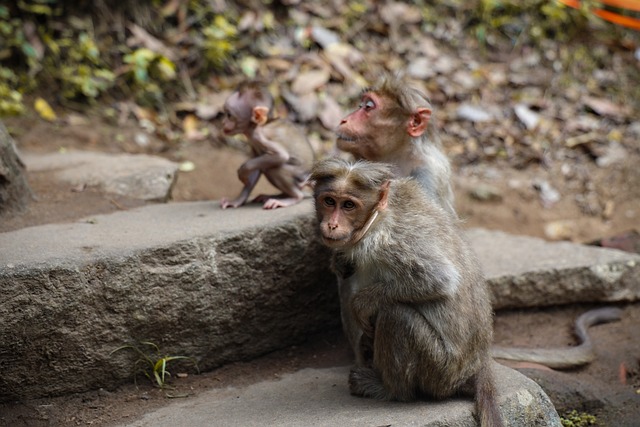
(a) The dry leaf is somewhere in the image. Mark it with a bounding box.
[514,104,540,130]
[34,98,57,122]
[583,96,631,119]
[290,69,331,95]
[318,96,343,130]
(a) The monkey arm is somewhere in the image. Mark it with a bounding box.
[220,169,261,209]
[242,131,291,175]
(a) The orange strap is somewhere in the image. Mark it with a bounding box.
[558,0,640,31]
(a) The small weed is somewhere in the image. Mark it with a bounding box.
[560,409,597,427]
[110,341,198,389]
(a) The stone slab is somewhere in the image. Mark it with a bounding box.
[120,363,561,427]
[22,150,178,201]
[466,228,640,309]
[1,200,639,402]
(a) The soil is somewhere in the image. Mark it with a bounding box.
[1,115,640,426]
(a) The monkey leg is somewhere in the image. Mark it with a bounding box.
[368,304,424,401]
[337,273,371,366]
[349,304,424,401]
[256,166,306,209]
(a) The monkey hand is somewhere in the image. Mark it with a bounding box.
[220,197,245,209]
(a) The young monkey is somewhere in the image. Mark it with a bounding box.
[310,158,503,427]
[220,82,314,209]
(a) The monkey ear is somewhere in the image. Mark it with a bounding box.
[251,106,269,126]
[377,181,391,210]
[407,107,431,137]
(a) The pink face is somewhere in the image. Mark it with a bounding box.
[335,91,394,161]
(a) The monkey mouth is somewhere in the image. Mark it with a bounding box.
[321,235,349,248]
[335,133,355,143]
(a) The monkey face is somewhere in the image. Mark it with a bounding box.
[335,91,405,161]
[314,190,370,249]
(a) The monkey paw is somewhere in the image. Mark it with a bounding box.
[220,198,244,209]
[349,367,388,400]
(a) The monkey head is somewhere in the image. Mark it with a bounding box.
[335,76,432,162]
[310,158,391,249]
[222,83,273,135]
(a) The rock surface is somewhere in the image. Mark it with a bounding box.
[467,228,640,309]
[1,200,639,402]
[22,150,179,201]
[120,363,561,427]
[0,122,32,214]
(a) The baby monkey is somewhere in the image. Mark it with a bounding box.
[220,82,314,209]
[310,158,503,427]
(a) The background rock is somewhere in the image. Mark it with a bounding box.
[0,122,32,214]
[22,150,178,201]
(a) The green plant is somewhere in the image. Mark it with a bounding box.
[0,67,25,116]
[110,341,198,389]
[202,15,237,69]
[560,409,597,427]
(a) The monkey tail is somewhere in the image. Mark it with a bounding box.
[474,360,504,427]
[491,307,622,369]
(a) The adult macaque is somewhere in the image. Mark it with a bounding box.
[334,75,455,365]
[310,158,503,426]
[332,76,622,370]
[220,82,314,210]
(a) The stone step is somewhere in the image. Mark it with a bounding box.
[118,363,561,427]
[1,200,638,402]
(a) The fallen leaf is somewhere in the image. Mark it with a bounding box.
[282,90,319,122]
[290,69,331,95]
[514,104,541,130]
[457,104,493,122]
[34,98,57,122]
[544,220,576,241]
[583,96,631,119]
[468,184,503,202]
[318,95,343,130]
[179,161,196,172]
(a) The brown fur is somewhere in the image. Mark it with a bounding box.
[311,158,504,427]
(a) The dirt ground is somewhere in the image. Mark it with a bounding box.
[1,116,640,426]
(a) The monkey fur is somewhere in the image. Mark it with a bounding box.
[311,158,503,427]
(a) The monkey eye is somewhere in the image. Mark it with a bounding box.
[324,197,336,206]
[359,98,375,111]
[342,200,356,210]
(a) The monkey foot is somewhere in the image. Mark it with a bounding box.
[262,197,302,210]
[348,367,390,400]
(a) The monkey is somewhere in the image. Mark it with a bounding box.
[220,82,314,210]
[332,75,623,370]
[333,74,456,365]
[310,158,504,427]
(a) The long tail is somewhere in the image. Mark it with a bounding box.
[491,307,622,369]
[475,361,504,427]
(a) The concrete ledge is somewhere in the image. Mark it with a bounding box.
[467,228,640,309]
[0,201,337,402]
[120,363,561,427]
[1,200,639,402]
